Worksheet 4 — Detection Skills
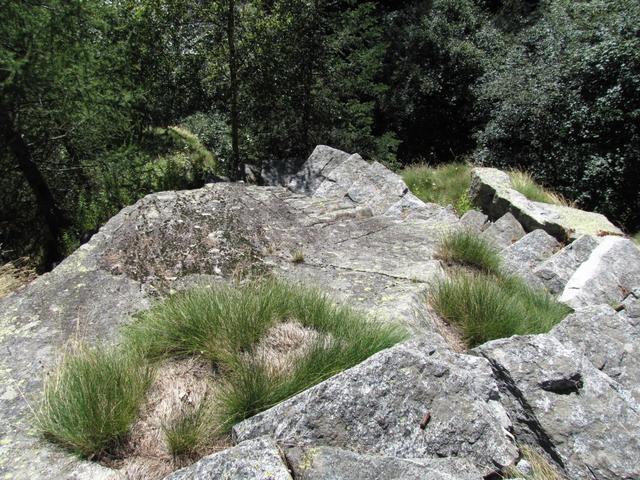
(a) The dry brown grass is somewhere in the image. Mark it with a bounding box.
[251,321,320,375]
[0,258,36,299]
[504,446,566,480]
[113,358,228,480]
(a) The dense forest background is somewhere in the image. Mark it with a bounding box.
[2,0,639,270]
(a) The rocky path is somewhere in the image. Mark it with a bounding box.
[1,146,639,479]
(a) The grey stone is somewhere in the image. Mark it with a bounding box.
[288,145,352,194]
[533,235,599,295]
[559,236,640,309]
[475,334,640,480]
[500,229,560,288]
[551,304,640,403]
[233,339,518,476]
[0,147,459,479]
[480,212,526,250]
[469,167,623,241]
[163,437,292,480]
[286,446,483,480]
[515,459,532,476]
[459,210,488,233]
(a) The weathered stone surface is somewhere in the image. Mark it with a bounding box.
[470,167,623,241]
[288,145,353,194]
[559,236,640,309]
[0,147,459,479]
[551,303,640,403]
[500,229,560,288]
[233,339,518,476]
[475,334,640,480]
[480,212,526,250]
[533,235,599,295]
[286,446,483,480]
[459,210,488,233]
[0,220,151,479]
[163,437,291,480]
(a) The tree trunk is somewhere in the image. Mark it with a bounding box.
[227,0,243,180]
[0,110,68,267]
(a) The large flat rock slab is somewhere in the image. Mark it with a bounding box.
[233,339,518,476]
[470,167,623,241]
[286,446,483,480]
[475,334,640,480]
[0,217,150,479]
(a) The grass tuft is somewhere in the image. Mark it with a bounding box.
[437,230,501,274]
[291,250,305,264]
[402,163,472,215]
[504,446,565,480]
[37,345,153,459]
[126,279,406,435]
[163,405,208,459]
[509,170,571,206]
[429,272,571,348]
[0,258,36,299]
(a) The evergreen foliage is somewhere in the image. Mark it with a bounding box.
[2,0,639,267]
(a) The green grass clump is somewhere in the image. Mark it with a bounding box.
[437,230,501,274]
[291,250,305,264]
[126,279,406,434]
[632,232,640,246]
[163,406,208,459]
[37,345,152,459]
[509,170,570,206]
[430,273,571,348]
[402,163,472,214]
[39,280,406,460]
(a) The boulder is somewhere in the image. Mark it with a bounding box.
[475,334,640,480]
[500,229,560,288]
[551,303,640,403]
[288,145,353,194]
[469,167,623,241]
[286,446,483,480]
[559,236,640,309]
[480,212,526,250]
[458,210,488,233]
[233,339,518,476]
[163,437,292,480]
[533,235,599,295]
[0,147,459,479]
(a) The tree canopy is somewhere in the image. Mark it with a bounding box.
[1,0,638,269]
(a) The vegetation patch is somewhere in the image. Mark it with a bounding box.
[503,446,565,480]
[39,279,405,472]
[0,258,37,299]
[437,230,501,274]
[509,171,571,206]
[431,233,570,348]
[430,273,570,348]
[402,163,472,215]
[37,345,152,459]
